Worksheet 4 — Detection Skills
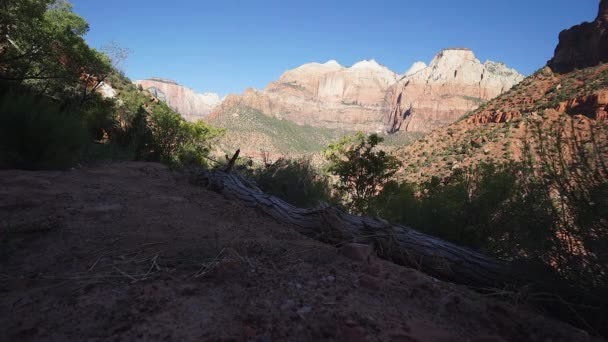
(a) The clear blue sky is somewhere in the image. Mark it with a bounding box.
[72,0,598,96]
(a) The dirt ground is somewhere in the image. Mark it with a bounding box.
[0,162,595,341]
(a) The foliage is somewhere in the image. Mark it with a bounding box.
[146,103,224,166]
[0,1,112,102]
[212,104,351,155]
[373,125,608,334]
[253,158,332,208]
[0,1,223,170]
[0,92,88,169]
[324,132,401,214]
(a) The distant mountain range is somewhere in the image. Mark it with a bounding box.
[133,78,222,121]
[135,49,523,135]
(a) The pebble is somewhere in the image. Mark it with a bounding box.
[339,243,373,263]
[296,306,312,315]
[280,299,295,311]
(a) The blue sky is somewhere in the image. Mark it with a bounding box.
[72,0,598,96]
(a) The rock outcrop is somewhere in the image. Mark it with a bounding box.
[559,89,608,121]
[212,60,399,132]
[385,49,524,133]
[134,78,221,121]
[548,0,608,73]
[212,50,522,133]
[95,81,117,99]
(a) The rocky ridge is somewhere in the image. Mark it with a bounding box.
[134,78,221,121]
[212,59,399,132]
[548,0,608,73]
[385,49,524,133]
[211,49,523,134]
[393,1,608,184]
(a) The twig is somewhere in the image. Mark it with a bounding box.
[112,266,138,283]
[194,247,226,278]
[223,149,240,173]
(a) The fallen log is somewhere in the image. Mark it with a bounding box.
[192,170,515,288]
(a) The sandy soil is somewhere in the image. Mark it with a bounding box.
[0,162,594,341]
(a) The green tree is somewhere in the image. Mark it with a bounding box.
[0,0,111,101]
[147,104,224,166]
[324,132,401,214]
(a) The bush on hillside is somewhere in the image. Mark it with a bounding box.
[324,132,401,214]
[146,104,224,166]
[254,158,333,208]
[0,93,88,170]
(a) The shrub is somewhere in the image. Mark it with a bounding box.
[0,93,88,170]
[324,132,401,214]
[146,104,224,166]
[254,158,332,208]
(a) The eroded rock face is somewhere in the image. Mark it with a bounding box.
[548,0,608,73]
[212,60,398,132]
[385,49,524,133]
[212,50,522,133]
[559,89,608,120]
[134,78,221,121]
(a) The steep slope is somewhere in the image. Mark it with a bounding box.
[0,163,591,341]
[385,49,524,133]
[134,78,221,121]
[211,50,523,134]
[395,65,608,183]
[394,1,608,183]
[209,103,351,161]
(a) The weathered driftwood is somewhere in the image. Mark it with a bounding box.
[192,170,515,288]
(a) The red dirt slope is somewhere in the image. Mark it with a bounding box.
[0,163,592,341]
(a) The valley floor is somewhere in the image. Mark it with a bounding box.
[0,163,593,341]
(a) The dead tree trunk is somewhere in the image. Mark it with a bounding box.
[192,170,516,288]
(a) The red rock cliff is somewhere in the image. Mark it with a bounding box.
[548,0,608,73]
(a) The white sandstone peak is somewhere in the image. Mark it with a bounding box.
[351,59,384,70]
[429,48,478,68]
[404,61,427,76]
[324,60,342,67]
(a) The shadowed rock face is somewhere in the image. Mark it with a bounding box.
[385,49,524,133]
[211,51,522,133]
[548,0,608,73]
[134,79,221,121]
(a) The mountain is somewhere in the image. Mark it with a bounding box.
[210,50,523,134]
[134,78,221,121]
[211,59,398,132]
[394,2,608,184]
[385,48,524,133]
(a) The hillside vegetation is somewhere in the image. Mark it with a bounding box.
[0,0,222,170]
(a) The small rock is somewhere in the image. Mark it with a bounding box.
[258,334,272,342]
[178,284,198,296]
[341,325,367,342]
[243,325,257,339]
[325,275,335,282]
[339,243,373,263]
[359,275,380,290]
[280,300,296,310]
[472,336,507,342]
[297,305,312,315]
[362,264,381,277]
